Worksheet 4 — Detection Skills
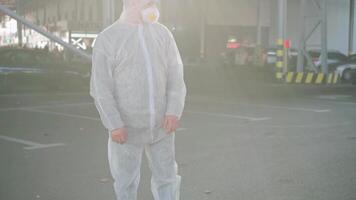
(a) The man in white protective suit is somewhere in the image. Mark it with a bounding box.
[89,0,187,199]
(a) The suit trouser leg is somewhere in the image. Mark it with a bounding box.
[145,133,181,200]
[108,136,144,200]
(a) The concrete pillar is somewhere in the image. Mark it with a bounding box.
[349,0,355,55]
[16,0,23,47]
[256,0,262,45]
[102,0,115,28]
[199,0,206,60]
[275,0,287,79]
[321,0,328,74]
[297,0,306,72]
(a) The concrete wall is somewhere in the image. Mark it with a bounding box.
[206,0,271,27]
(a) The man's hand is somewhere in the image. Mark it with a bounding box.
[162,115,179,134]
[111,128,127,144]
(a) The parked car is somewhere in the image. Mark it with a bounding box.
[0,47,90,92]
[284,49,349,73]
[266,47,278,67]
[265,48,356,82]
[335,54,356,82]
[307,50,348,71]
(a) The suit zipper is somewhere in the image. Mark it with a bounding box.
[138,25,155,142]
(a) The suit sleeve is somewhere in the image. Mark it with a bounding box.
[165,31,187,120]
[89,41,125,133]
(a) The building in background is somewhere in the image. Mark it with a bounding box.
[1,0,271,60]
[203,0,271,61]
[0,0,16,46]
[15,0,111,51]
[160,0,272,61]
[0,15,17,46]
[0,0,355,60]
[269,0,353,55]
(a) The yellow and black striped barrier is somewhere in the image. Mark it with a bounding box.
[275,39,285,80]
[283,72,340,84]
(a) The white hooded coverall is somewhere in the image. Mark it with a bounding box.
[89,0,187,199]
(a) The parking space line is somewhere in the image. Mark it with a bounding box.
[18,108,100,121]
[23,143,66,150]
[0,135,65,150]
[243,104,331,113]
[315,95,353,100]
[188,97,331,113]
[177,128,187,131]
[299,98,356,108]
[222,102,331,113]
[314,100,356,106]
[30,102,93,109]
[0,92,88,97]
[0,102,94,112]
[212,121,352,129]
[185,110,271,121]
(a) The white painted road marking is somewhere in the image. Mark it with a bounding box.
[0,92,88,97]
[23,143,66,150]
[316,95,353,100]
[247,104,331,113]
[314,100,356,106]
[188,95,332,113]
[212,121,352,129]
[0,135,65,150]
[1,106,189,131]
[185,110,271,121]
[177,128,187,132]
[0,102,94,112]
[19,108,101,121]
[221,102,331,113]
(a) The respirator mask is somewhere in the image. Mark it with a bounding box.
[141,4,160,23]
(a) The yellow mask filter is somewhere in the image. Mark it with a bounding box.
[141,5,160,23]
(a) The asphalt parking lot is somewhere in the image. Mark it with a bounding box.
[1,65,356,200]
